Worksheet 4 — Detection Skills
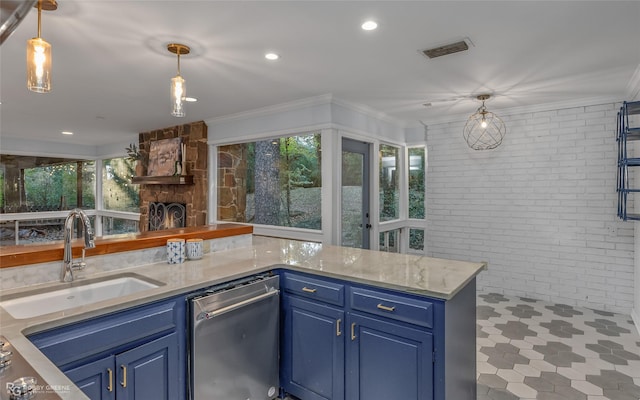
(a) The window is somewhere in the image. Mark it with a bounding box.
[217,133,322,230]
[103,157,139,212]
[379,144,399,222]
[0,155,96,245]
[379,229,400,252]
[1,156,95,212]
[408,147,425,219]
[409,228,424,251]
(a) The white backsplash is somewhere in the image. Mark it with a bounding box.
[0,234,252,291]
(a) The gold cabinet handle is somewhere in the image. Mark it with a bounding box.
[120,365,127,388]
[351,322,356,341]
[336,319,342,336]
[302,287,317,293]
[377,303,396,312]
[107,368,113,392]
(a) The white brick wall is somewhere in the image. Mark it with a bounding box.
[425,103,635,313]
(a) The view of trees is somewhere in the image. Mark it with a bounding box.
[103,158,140,212]
[409,147,425,219]
[379,145,399,222]
[0,158,141,214]
[234,133,322,230]
[22,162,95,211]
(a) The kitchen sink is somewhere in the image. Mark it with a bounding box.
[0,273,164,319]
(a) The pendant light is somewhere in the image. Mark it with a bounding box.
[27,0,56,93]
[463,94,506,150]
[168,43,190,117]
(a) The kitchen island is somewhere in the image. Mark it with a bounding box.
[0,235,486,400]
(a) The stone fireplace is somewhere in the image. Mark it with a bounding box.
[138,121,208,232]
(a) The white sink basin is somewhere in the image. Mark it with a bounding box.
[0,275,163,319]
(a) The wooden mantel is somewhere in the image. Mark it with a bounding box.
[0,224,253,269]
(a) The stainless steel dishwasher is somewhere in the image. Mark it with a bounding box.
[189,274,280,400]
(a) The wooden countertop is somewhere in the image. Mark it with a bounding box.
[0,224,253,268]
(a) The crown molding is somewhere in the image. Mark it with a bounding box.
[330,97,409,128]
[205,93,410,130]
[205,94,334,125]
[420,95,624,126]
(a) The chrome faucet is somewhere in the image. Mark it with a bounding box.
[62,208,96,282]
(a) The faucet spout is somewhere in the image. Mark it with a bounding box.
[62,208,95,282]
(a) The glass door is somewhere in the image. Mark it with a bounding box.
[341,138,371,249]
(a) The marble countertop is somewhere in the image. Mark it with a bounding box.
[0,236,486,399]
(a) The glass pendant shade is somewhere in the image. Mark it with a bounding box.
[167,43,190,117]
[27,36,51,93]
[463,95,506,150]
[171,74,186,117]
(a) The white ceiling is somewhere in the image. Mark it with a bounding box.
[1,1,639,148]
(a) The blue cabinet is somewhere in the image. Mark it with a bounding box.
[65,356,113,400]
[281,295,345,400]
[279,270,476,400]
[29,296,186,400]
[280,272,346,400]
[346,312,433,400]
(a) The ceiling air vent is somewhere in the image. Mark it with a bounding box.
[421,40,469,59]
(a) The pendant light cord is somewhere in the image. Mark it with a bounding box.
[37,0,42,38]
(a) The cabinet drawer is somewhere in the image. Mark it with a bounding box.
[29,297,181,367]
[282,272,345,306]
[349,287,433,329]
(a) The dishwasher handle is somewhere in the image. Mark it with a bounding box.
[198,289,280,320]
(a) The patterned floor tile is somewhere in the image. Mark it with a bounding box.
[545,303,584,318]
[506,382,537,398]
[476,291,640,400]
[572,380,604,396]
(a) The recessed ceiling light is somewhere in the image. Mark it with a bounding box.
[265,53,280,61]
[61,131,73,135]
[185,97,198,102]
[361,20,378,31]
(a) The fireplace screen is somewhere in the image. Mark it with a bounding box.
[149,202,186,231]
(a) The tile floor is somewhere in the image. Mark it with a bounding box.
[477,292,640,400]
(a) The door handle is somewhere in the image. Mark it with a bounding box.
[120,365,127,388]
[336,319,342,336]
[351,322,357,341]
[107,368,113,392]
[301,287,317,293]
[365,224,372,229]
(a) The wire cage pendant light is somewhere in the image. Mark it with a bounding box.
[463,94,506,150]
[168,43,190,117]
[27,0,56,93]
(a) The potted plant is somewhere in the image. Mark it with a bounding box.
[126,143,145,176]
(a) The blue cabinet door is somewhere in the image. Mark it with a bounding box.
[115,333,179,400]
[281,295,345,400]
[346,313,433,400]
[65,356,115,400]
